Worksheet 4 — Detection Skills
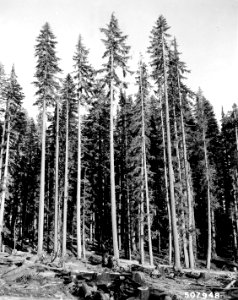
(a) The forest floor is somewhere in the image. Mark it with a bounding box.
[0,250,237,300]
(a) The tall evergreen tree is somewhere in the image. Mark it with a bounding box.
[33,22,61,254]
[61,74,77,257]
[0,66,24,249]
[193,89,220,269]
[73,35,94,259]
[83,81,111,249]
[100,13,130,259]
[149,15,181,269]
[115,92,133,259]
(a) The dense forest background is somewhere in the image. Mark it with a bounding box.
[0,14,237,271]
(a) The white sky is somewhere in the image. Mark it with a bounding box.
[0,0,237,122]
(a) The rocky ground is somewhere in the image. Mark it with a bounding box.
[0,251,237,300]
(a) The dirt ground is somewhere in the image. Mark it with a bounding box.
[0,252,237,300]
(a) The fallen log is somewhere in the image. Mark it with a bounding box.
[224,279,236,289]
[3,263,32,281]
[185,271,201,279]
[211,257,238,269]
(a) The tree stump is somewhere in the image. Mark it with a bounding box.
[137,286,150,300]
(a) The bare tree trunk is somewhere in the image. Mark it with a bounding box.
[231,171,238,259]
[234,120,238,237]
[0,115,10,250]
[140,60,153,265]
[124,104,131,260]
[231,205,238,260]
[118,183,122,251]
[0,99,8,182]
[90,213,93,243]
[160,102,172,265]
[62,98,69,258]
[179,94,194,269]
[211,209,217,257]
[203,128,211,270]
[172,96,189,268]
[173,39,195,269]
[46,153,50,252]
[144,150,153,265]
[82,169,87,260]
[233,112,238,258]
[38,95,46,255]
[140,155,145,265]
[131,225,137,253]
[110,52,119,260]
[77,83,82,259]
[126,186,132,260]
[162,34,181,270]
[54,100,59,255]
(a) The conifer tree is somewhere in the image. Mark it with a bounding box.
[73,35,94,259]
[61,74,76,257]
[33,22,61,254]
[115,92,133,259]
[171,38,195,268]
[149,15,181,269]
[0,66,24,249]
[139,58,153,265]
[83,81,111,248]
[54,97,60,255]
[194,89,220,269]
[100,13,130,259]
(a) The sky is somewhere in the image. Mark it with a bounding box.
[0,0,237,121]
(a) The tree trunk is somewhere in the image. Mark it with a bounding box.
[110,52,119,260]
[126,185,132,260]
[160,102,172,265]
[118,182,122,251]
[82,169,87,260]
[0,98,8,182]
[203,128,211,269]
[180,107,195,269]
[231,206,238,260]
[0,113,10,250]
[233,186,238,258]
[211,209,217,258]
[140,155,145,265]
[172,95,189,268]
[162,34,181,270]
[38,95,46,255]
[54,100,59,255]
[178,92,195,269]
[140,60,153,265]
[90,213,93,243]
[77,82,82,259]
[62,98,69,258]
